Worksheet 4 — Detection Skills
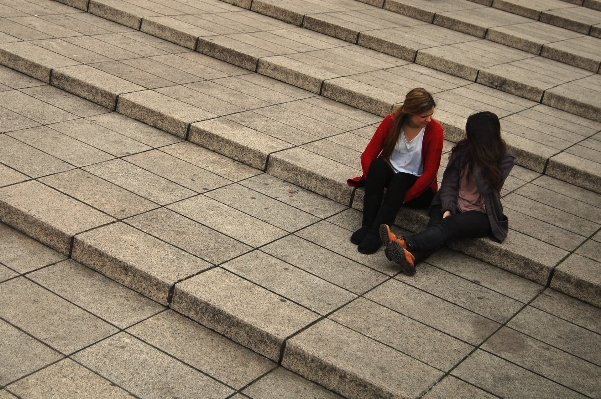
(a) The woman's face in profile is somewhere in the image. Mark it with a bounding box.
[408,108,434,128]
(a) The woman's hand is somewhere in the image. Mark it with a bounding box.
[443,210,452,218]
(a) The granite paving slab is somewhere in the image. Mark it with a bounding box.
[124,149,230,193]
[88,0,160,29]
[530,287,601,334]
[0,319,62,386]
[189,118,291,170]
[222,250,357,315]
[159,141,260,182]
[329,297,474,371]
[542,35,601,72]
[20,84,110,118]
[0,221,66,274]
[0,265,17,282]
[422,376,497,399]
[28,259,165,328]
[167,194,288,247]
[83,158,196,205]
[171,267,320,361]
[85,112,183,148]
[482,326,601,397]
[6,359,136,399]
[9,126,114,167]
[261,235,387,295]
[486,20,583,55]
[116,89,216,137]
[72,333,234,398]
[0,40,79,82]
[124,207,252,265]
[71,221,212,304]
[126,310,277,390]
[551,253,601,308]
[239,172,348,218]
[541,5,601,34]
[60,35,142,61]
[0,89,79,124]
[508,305,601,365]
[282,317,444,399]
[48,118,153,157]
[365,277,502,345]
[51,64,145,109]
[89,60,176,90]
[0,277,118,354]
[451,349,587,399]
[241,367,344,399]
[0,180,114,254]
[204,183,320,231]
[394,262,528,323]
[0,106,40,133]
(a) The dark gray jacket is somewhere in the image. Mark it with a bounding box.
[431,145,515,242]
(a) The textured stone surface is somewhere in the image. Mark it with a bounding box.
[127,310,276,389]
[0,319,62,386]
[51,64,144,109]
[7,359,135,399]
[0,277,117,354]
[72,222,211,304]
[72,333,234,398]
[0,222,66,273]
[29,260,165,329]
[172,267,319,360]
[283,318,443,399]
[551,253,601,307]
[0,180,114,254]
[452,349,586,399]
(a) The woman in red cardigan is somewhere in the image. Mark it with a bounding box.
[347,88,444,254]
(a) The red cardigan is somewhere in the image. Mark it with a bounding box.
[347,114,445,203]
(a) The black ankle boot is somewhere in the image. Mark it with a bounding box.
[357,231,382,254]
[351,226,370,245]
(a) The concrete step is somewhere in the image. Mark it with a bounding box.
[212,0,601,108]
[2,70,601,398]
[247,0,601,74]
[467,0,601,37]
[72,0,601,126]
[1,0,600,197]
[1,26,601,399]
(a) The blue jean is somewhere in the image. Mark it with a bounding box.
[405,203,492,264]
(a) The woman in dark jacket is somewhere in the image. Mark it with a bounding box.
[380,111,515,275]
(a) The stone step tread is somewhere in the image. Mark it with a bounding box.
[2,3,601,196]
[2,62,601,398]
[33,0,601,122]
[4,220,601,399]
[252,0,601,72]
[1,74,599,299]
[407,0,601,36]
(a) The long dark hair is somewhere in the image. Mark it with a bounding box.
[452,111,507,191]
[381,88,436,160]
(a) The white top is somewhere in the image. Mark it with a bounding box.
[389,127,425,176]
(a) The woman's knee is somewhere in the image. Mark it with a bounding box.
[368,158,389,175]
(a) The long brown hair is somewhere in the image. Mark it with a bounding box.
[453,111,507,191]
[381,88,436,160]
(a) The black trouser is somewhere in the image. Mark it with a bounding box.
[362,158,433,230]
[405,203,492,264]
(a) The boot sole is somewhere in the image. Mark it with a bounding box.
[379,224,393,260]
[388,241,416,276]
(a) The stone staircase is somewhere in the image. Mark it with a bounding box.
[0,0,600,397]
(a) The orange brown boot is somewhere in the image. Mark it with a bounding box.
[379,224,408,261]
[388,240,416,275]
